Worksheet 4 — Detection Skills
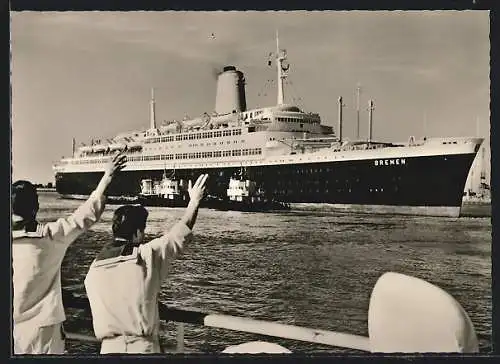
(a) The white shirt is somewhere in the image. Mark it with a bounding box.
[12,191,106,328]
[84,222,192,340]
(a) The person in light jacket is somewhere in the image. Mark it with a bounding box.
[12,152,127,354]
[84,174,208,354]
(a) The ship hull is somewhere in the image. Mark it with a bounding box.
[55,152,476,217]
[201,197,291,212]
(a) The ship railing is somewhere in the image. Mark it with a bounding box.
[61,290,370,353]
[61,271,480,354]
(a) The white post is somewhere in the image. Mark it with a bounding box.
[176,322,185,353]
[338,96,344,143]
[356,83,361,140]
[150,88,156,130]
[368,100,374,143]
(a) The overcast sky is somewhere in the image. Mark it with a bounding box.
[11,10,490,184]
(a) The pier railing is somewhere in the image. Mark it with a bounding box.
[61,290,369,353]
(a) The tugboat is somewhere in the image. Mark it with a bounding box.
[204,168,290,212]
[137,169,188,207]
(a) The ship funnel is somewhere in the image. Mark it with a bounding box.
[215,66,247,115]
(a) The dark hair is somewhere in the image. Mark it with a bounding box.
[12,180,39,220]
[112,205,148,240]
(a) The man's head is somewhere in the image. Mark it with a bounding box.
[12,180,39,221]
[112,205,148,244]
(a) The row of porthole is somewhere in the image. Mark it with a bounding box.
[144,128,242,144]
[271,188,391,194]
[68,149,264,165]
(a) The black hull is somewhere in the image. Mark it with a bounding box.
[56,153,476,217]
[201,197,291,212]
[136,195,189,208]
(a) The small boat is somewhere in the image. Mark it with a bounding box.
[203,168,290,212]
[137,170,189,207]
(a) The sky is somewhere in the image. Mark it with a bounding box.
[11,11,490,184]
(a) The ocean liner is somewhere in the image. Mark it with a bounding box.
[53,35,483,217]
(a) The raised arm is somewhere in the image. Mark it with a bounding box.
[180,174,209,230]
[148,174,208,263]
[45,151,127,244]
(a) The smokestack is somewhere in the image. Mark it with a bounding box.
[337,96,344,143]
[150,88,156,130]
[72,138,75,157]
[214,66,246,115]
[368,99,374,143]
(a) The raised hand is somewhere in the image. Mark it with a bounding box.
[104,151,127,180]
[188,174,209,204]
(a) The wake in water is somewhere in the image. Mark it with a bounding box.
[30,192,491,353]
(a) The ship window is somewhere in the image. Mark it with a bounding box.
[176,135,182,141]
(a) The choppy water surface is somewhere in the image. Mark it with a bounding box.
[35,192,491,354]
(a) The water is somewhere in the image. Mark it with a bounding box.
[35,192,492,354]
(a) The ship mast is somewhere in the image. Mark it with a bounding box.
[368,99,374,143]
[275,30,288,106]
[356,83,361,140]
[150,87,156,130]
